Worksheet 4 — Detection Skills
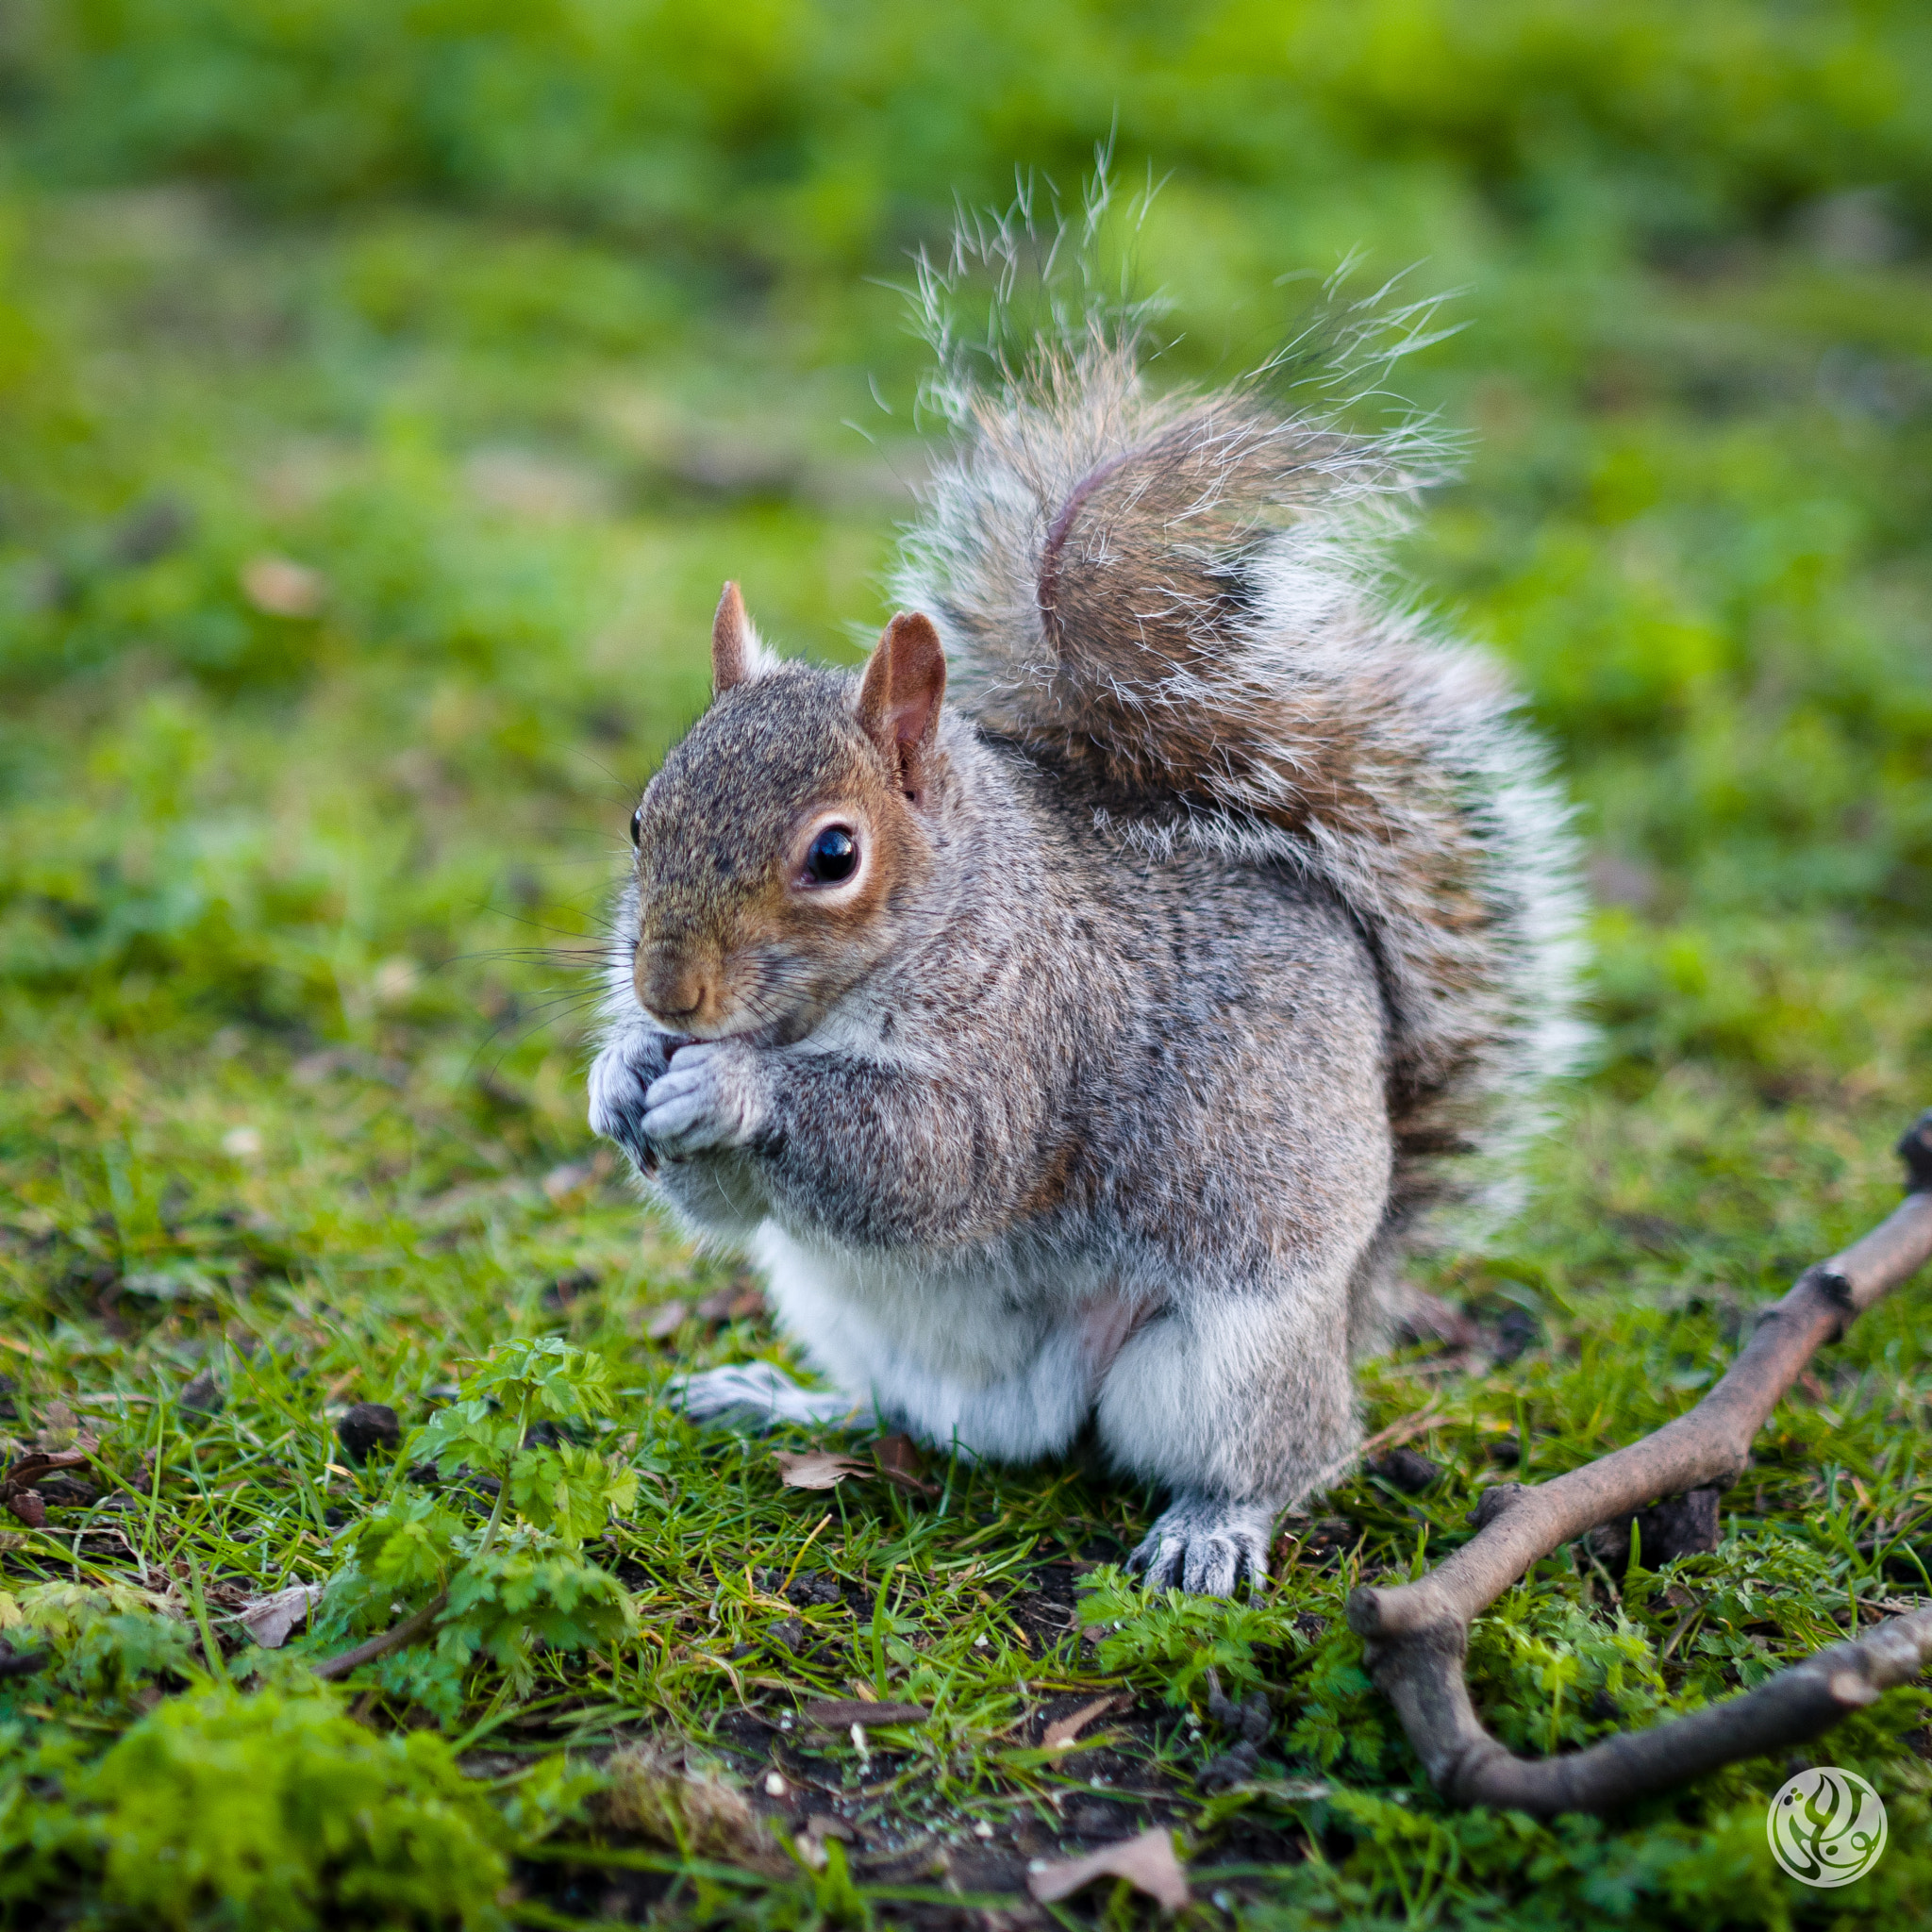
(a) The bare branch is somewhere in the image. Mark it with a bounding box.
[1347,1108,1932,1814]
[311,1590,448,1683]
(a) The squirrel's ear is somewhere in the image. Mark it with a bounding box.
[857,612,946,802]
[711,581,753,694]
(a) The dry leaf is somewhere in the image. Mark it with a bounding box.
[774,1450,870,1491]
[872,1432,938,1496]
[6,1450,91,1479]
[1029,1827,1190,1909]
[237,1581,325,1649]
[799,1697,929,1727]
[643,1301,690,1340]
[1041,1691,1132,1750]
[240,555,326,617]
[695,1283,765,1323]
[2,1446,94,1529]
[2,1489,42,1529]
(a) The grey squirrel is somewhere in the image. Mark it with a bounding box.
[588,299,1587,1595]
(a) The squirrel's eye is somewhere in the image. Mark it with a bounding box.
[804,825,858,885]
[628,805,642,849]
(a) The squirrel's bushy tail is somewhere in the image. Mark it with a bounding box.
[893,300,1589,1240]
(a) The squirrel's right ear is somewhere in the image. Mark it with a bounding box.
[711,581,757,694]
[858,612,946,806]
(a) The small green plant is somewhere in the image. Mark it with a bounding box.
[309,1338,641,1716]
[77,1671,512,1932]
[1466,1591,1672,1757]
[0,1582,195,1711]
[1074,1566,1305,1704]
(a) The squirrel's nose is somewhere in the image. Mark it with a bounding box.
[636,949,707,1024]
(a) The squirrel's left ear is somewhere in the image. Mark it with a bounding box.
[711,580,771,694]
[857,612,946,805]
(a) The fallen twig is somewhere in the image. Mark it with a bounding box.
[1348,1108,1932,1814]
[311,1590,448,1682]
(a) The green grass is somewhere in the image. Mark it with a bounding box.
[2,5,1932,1926]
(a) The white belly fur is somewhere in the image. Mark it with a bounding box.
[751,1221,1108,1463]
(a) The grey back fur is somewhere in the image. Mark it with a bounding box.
[891,325,1590,1239]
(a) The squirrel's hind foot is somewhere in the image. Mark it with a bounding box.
[1127,1493,1276,1597]
[669,1360,865,1432]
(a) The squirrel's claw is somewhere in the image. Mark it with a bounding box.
[1128,1494,1274,1597]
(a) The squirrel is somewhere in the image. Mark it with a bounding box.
[588,301,1587,1595]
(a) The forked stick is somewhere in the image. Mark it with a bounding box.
[1347,1110,1932,1814]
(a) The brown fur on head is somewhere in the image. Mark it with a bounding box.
[628,603,946,1041]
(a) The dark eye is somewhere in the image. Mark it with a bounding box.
[629,804,642,849]
[804,824,858,885]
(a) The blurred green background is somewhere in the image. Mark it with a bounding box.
[0,1,1928,1112]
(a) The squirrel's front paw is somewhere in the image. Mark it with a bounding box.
[587,1027,675,1173]
[643,1039,770,1158]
